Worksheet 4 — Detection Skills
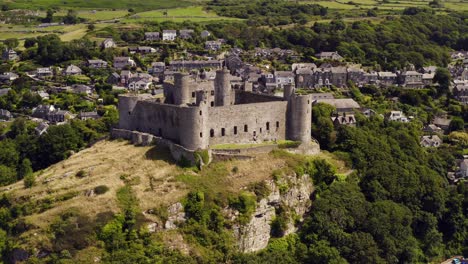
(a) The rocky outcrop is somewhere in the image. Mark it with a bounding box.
[233,173,314,253]
[165,202,186,229]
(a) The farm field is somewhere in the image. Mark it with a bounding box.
[0,0,196,11]
[301,0,468,11]
[124,6,240,22]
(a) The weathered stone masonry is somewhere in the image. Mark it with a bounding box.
[116,69,313,157]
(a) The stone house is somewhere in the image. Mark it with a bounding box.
[179,29,194,39]
[145,32,160,41]
[314,98,360,114]
[120,70,133,85]
[88,59,108,69]
[295,68,314,89]
[64,64,82,76]
[113,57,136,70]
[0,109,12,121]
[162,30,177,41]
[399,71,423,88]
[101,38,116,49]
[150,62,165,76]
[168,60,222,71]
[200,30,211,38]
[330,67,347,87]
[47,109,71,123]
[433,117,451,132]
[422,72,435,86]
[362,72,378,85]
[107,72,120,85]
[36,67,54,78]
[332,113,356,127]
[71,84,92,95]
[225,55,244,73]
[315,51,343,61]
[78,111,100,120]
[128,79,153,90]
[32,105,55,119]
[34,122,49,136]
[129,46,156,54]
[420,135,442,148]
[387,111,409,122]
[347,67,364,85]
[312,67,332,88]
[454,85,468,105]
[459,157,468,178]
[377,72,397,87]
[0,72,18,82]
[37,91,50,100]
[274,71,294,88]
[205,40,222,51]
[423,124,443,134]
[2,49,18,61]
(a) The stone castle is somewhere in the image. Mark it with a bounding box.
[116,69,313,157]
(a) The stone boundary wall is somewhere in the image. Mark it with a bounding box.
[211,144,278,155]
[111,128,211,166]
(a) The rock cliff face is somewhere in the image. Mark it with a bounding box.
[233,173,314,253]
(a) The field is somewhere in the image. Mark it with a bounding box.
[125,6,239,22]
[301,0,468,11]
[1,0,195,11]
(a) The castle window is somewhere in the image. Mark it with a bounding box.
[234,126,238,135]
[199,110,202,115]
[244,125,248,132]
[210,129,214,137]
[221,128,225,136]
[211,90,214,96]
[200,132,203,138]
[276,121,279,128]
[192,92,195,98]
[266,122,270,131]
[128,111,131,115]
[211,101,214,107]
[260,128,262,133]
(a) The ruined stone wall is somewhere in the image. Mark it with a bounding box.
[124,100,208,149]
[207,101,288,146]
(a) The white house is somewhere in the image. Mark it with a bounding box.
[101,38,116,49]
[162,30,177,41]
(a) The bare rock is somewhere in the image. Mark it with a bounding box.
[165,202,186,229]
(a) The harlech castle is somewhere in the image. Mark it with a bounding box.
[116,69,314,159]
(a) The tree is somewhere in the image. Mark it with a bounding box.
[24,174,35,188]
[4,38,18,49]
[433,68,451,95]
[44,9,55,23]
[449,117,465,132]
[0,165,16,186]
[18,158,33,180]
[63,9,79,24]
[87,23,96,31]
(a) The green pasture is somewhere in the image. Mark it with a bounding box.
[124,6,239,22]
[2,0,195,11]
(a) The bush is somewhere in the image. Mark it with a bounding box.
[94,185,109,195]
[249,181,270,201]
[75,170,87,178]
[24,174,35,188]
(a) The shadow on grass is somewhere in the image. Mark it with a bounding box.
[144,145,176,164]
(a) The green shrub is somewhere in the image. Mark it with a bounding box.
[249,181,270,201]
[194,149,210,165]
[278,141,301,149]
[94,185,110,195]
[75,170,87,178]
[229,192,256,224]
[24,174,35,188]
[232,166,239,174]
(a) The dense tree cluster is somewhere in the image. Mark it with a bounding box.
[208,0,327,26]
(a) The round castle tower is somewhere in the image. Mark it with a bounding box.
[173,72,191,105]
[286,89,312,144]
[214,68,232,106]
[179,101,209,150]
[118,95,139,131]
